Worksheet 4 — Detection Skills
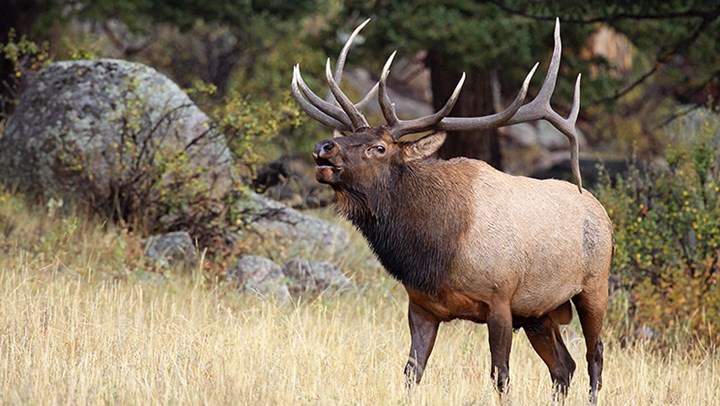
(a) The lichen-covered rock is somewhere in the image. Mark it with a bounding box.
[0,59,233,227]
[144,231,198,271]
[225,255,351,299]
[283,259,351,294]
[226,255,291,301]
[236,193,349,261]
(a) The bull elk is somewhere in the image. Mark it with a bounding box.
[291,18,613,404]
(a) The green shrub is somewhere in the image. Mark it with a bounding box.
[104,82,305,252]
[0,29,51,118]
[596,110,720,345]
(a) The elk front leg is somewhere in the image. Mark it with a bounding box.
[404,301,439,387]
[487,303,513,394]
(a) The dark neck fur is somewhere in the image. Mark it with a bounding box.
[335,159,475,296]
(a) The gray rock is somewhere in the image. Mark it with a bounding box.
[283,259,351,294]
[227,255,291,301]
[536,120,588,151]
[0,59,233,226]
[144,231,198,270]
[503,123,538,148]
[236,193,349,260]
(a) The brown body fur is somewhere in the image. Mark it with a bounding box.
[406,158,613,322]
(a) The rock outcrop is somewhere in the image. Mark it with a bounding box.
[0,59,233,227]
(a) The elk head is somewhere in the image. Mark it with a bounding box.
[312,127,446,188]
[292,18,584,193]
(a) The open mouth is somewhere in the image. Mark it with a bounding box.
[315,157,339,169]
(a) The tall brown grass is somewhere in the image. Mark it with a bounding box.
[0,193,718,405]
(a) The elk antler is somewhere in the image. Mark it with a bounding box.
[292,18,584,192]
[437,18,583,192]
[329,18,379,111]
[292,18,379,132]
[378,51,472,137]
[380,54,538,141]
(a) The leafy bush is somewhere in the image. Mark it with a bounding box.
[98,81,306,252]
[596,110,720,345]
[0,29,50,118]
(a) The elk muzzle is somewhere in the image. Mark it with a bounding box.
[313,139,343,184]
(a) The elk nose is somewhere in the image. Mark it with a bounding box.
[313,140,337,159]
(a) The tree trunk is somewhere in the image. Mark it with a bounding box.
[428,50,502,169]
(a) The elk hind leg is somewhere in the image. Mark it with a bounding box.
[572,285,608,405]
[523,315,576,401]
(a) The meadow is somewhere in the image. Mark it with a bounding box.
[0,194,718,405]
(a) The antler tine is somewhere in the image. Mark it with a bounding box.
[292,67,350,130]
[390,73,466,139]
[332,18,371,89]
[327,18,379,117]
[505,18,564,122]
[436,18,583,192]
[437,63,538,132]
[292,19,375,133]
[518,72,583,193]
[294,65,354,130]
[379,51,400,127]
[503,18,583,192]
[326,59,370,129]
[569,73,581,123]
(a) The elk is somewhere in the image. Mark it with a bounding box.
[291,19,613,404]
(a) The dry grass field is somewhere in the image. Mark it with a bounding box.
[0,195,718,405]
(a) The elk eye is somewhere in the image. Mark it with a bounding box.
[366,144,386,158]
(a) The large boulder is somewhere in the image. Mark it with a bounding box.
[282,259,351,294]
[144,231,199,271]
[226,255,291,301]
[236,193,350,261]
[226,255,352,300]
[0,58,353,262]
[0,59,233,227]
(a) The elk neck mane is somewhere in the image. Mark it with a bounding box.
[334,157,478,296]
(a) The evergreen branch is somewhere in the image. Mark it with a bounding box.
[486,1,720,23]
[588,11,720,106]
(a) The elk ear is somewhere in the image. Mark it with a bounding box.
[401,132,447,162]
